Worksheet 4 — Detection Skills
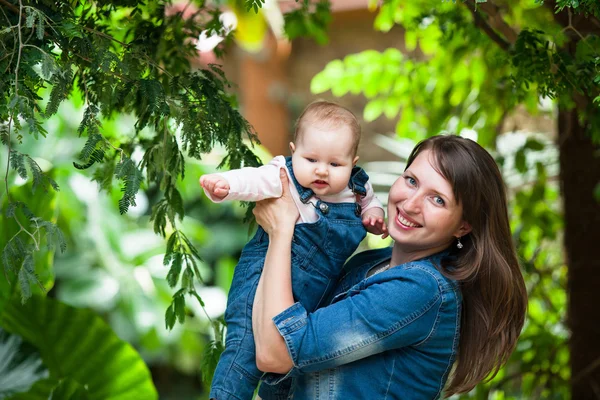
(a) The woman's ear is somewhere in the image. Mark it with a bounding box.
[456,221,472,237]
[289,142,296,154]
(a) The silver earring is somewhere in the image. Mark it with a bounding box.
[456,237,463,249]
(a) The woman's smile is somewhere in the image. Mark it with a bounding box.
[395,208,422,229]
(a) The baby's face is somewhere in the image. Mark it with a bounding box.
[290,123,358,197]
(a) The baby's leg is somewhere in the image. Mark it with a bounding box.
[209,256,264,400]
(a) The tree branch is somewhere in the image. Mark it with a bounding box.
[463,0,591,111]
[572,355,600,384]
[0,0,18,13]
[543,0,600,36]
[465,2,510,51]
[463,0,518,50]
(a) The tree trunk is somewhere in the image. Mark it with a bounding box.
[559,107,600,399]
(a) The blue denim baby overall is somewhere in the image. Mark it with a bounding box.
[209,157,370,400]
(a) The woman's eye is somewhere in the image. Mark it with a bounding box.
[406,176,416,186]
[433,196,445,206]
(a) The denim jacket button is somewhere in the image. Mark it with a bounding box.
[319,203,329,214]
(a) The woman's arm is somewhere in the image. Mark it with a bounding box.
[252,168,299,373]
[252,170,447,380]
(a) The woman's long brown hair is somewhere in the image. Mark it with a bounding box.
[405,135,527,396]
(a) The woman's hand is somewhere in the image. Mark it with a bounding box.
[253,168,299,236]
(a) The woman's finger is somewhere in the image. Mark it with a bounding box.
[279,168,291,197]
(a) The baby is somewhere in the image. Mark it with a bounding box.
[201,101,387,400]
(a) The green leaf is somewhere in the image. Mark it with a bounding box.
[114,158,143,215]
[244,0,266,12]
[0,295,158,399]
[18,254,41,304]
[73,149,105,170]
[200,340,224,387]
[405,30,417,51]
[364,99,385,122]
[524,138,545,151]
[9,151,28,180]
[24,156,59,194]
[165,304,176,331]
[48,379,90,400]
[174,293,186,324]
[515,148,527,173]
[0,328,48,398]
[25,8,36,28]
[311,71,333,94]
[35,12,44,41]
[575,35,600,62]
[166,252,183,288]
[181,267,194,291]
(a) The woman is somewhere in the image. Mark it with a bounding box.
[252,135,527,399]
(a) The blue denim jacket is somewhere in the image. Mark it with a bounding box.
[259,247,462,400]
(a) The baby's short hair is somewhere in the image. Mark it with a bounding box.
[294,100,361,156]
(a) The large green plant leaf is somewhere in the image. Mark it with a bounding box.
[48,379,90,400]
[0,329,48,399]
[0,295,157,400]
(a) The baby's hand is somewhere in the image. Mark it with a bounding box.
[199,174,230,200]
[363,210,389,239]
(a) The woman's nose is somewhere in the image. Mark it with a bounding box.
[403,193,421,213]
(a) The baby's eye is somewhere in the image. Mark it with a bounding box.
[306,158,316,163]
[433,196,445,206]
[330,162,340,167]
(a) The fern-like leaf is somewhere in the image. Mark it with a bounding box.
[0,124,9,145]
[46,66,73,116]
[166,252,183,288]
[163,231,178,265]
[114,157,143,214]
[39,220,67,253]
[168,187,184,221]
[173,290,186,324]
[244,0,266,13]
[78,132,104,161]
[78,105,101,137]
[181,266,194,291]
[25,155,59,193]
[165,304,176,330]
[18,253,44,304]
[9,151,27,180]
[91,160,116,192]
[151,199,169,237]
[73,148,105,170]
[200,340,225,387]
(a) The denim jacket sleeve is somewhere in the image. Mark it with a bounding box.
[263,265,443,384]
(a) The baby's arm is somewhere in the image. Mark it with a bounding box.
[199,174,230,201]
[199,156,286,203]
[360,182,388,238]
